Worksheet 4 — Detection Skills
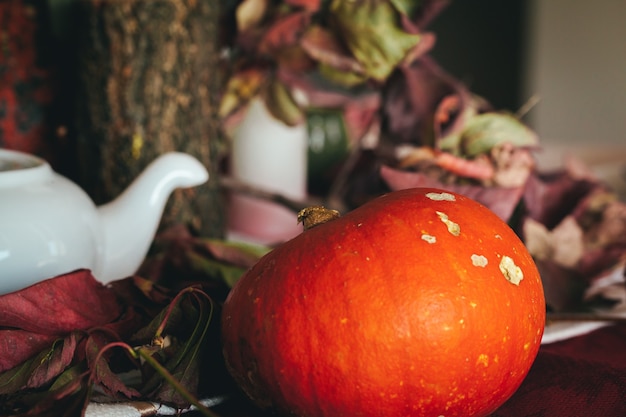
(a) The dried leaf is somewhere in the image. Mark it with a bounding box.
[383,57,467,145]
[218,68,266,122]
[535,259,587,312]
[523,216,584,268]
[300,25,365,74]
[380,165,524,222]
[138,227,267,295]
[329,0,422,82]
[490,143,535,187]
[523,171,601,230]
[204,238,268,267]
[86,332,141,399]
[0,269,122,335]
[285,0,321,11]
[584,261,626,308]
[0,333,79,395]
[259,11,311,56]
[582,198,626,249]
[435,93,494,150]
[0,330,56,373]
[137,290,216,407]
[236,0,269,33]
[457,113,539,157]
[14,365,89,417]
[261,77,304,126]
[186,252,250,289]
[434,151,494,180]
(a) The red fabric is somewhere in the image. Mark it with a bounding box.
[493,324,626,417]
[212,324,626,417]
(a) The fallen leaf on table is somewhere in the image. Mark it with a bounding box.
[0,270,122,373]
[0,270,122,334]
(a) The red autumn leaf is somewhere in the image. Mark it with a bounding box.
[259,11,311,56]
[300,25,365,74]
[23,333,80,391]
[11,365,90,417]
[0,269,122,335]
[285,0,321,11]
[0,330,56,373]
[0,333,79,394]
[85,332,141,399]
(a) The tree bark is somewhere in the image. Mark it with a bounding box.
[74,0,225,237]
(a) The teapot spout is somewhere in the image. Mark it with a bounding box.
[96,152,209,283]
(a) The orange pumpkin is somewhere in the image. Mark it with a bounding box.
[221,188,545,417]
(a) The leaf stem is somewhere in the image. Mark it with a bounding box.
[136,349,222,417]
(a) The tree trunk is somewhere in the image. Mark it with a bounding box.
[74,0,225,237]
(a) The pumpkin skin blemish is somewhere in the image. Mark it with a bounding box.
[499,255,524,285]
[421,234,437,244]
[471,254,488,267]
[436,211,460,236]
[426,192,456,202]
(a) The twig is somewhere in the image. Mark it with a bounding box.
[325,117,380,212]
[219,176,325,213]
[515,94,541,119]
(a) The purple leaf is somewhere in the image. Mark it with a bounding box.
[380,165,524,221]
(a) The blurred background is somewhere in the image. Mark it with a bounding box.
[427,0,626,193]
[429,0,626,146]
[9,0,626,201]
[45,0,626,145]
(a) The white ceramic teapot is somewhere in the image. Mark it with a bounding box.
[0,149,209,295]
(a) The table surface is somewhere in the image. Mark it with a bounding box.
[201,323,626,417]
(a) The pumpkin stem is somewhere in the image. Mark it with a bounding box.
[297,206,340,230]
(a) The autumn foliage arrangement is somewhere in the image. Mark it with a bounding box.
[219,0,445,127]
[219,0,626,314]
[1,0,625,416]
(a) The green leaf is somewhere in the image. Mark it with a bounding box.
[318,61,369,87]
[200,239,270,268]
[459,113,539,157]
[186,238,268,288]
[329,0,421,82]
[187,252,250,288]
